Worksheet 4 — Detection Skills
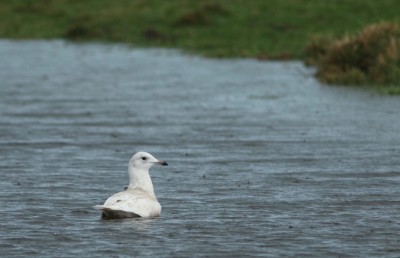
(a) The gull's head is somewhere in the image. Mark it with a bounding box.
[129,151,168,170]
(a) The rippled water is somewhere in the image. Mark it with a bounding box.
[0,40,400,257]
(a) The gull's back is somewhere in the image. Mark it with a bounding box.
[94,187,161,219]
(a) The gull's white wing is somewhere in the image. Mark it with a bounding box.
[95,187,161,218]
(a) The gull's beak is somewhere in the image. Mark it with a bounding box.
[156,160,168,166]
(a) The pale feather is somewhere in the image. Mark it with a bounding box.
[99,187,161,218]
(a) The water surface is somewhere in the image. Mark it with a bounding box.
[0,40,399,257]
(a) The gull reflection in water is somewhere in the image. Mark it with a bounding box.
[101,217,158,231]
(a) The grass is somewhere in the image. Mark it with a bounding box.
[306,22,400,88]
[0,0,400,92]
[1,0,399,58]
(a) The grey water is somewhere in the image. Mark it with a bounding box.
[0,40,399,257]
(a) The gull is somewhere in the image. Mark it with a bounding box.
[94,152,168,219]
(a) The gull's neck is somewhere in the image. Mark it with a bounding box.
[128,166,155,197]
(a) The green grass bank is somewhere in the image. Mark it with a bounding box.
[1,0,400,58]
[1,0,400,91]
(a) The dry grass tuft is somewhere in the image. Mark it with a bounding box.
[306,22,400,87]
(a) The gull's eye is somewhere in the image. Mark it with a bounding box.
[141,157,147,161]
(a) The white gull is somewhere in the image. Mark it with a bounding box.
[94,152,168,219]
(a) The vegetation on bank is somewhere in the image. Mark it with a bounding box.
[0,0,400,92]
[306,22,400,94]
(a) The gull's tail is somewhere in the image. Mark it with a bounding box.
[93,205,105,210]
[93,205,140,219]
